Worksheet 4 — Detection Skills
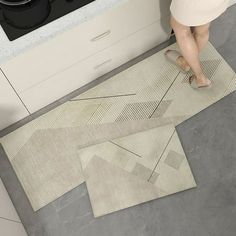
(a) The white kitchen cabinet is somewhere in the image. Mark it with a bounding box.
[19,17,171,113]
[0,0,171,94]
[0,0,172,119]
[0,70,29,130]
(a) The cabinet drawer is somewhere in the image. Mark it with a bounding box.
[0,70,29,130]
[19,18,171,113]
[0,0,171,93]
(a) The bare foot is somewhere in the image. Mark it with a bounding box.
[177,56,191,72]
[189,74,212,87]
[165,49,190,72]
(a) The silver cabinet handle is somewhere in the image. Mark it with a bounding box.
[90,30,111,42]
[94,59,112,70]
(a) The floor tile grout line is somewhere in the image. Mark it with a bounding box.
[109,140,142,158]
[147,129,176,182]
[0,216,21,224]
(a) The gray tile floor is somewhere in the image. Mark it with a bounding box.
[0,4,236,236]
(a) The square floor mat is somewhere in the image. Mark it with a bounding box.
[0,40,235,212]
[78,125,196,217]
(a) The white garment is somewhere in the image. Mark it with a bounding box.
[170,0,229,26]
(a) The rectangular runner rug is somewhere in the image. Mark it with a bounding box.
[0,40,235,213]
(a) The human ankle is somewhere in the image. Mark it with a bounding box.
[195,73,205,79]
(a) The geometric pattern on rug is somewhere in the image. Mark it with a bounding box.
[115,100,160,121]
[164,150,185,170]
[0,41,235,213]
[181,59,222,84]
[1,118,178,211]
[78,128,196,217]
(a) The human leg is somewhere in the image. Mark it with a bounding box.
[169,14,211,86]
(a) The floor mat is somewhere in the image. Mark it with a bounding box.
[0,40,235,212]
[72,41,236,217]
[78,126,196,217]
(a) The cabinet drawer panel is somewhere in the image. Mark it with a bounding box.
[19,18,171,113]
[0,70,29,130]
[1,0,170,93]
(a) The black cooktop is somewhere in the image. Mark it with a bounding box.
[0,0,95,41]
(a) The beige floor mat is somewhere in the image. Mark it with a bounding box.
[0,40,235,212]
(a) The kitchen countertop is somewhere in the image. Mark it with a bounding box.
[0,0,127,64]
